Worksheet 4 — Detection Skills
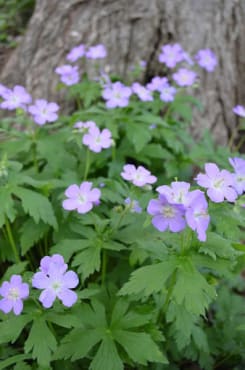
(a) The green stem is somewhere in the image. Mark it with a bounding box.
[162,270,177,314]
[83,149,90,180]
[114,207,129,231]
[5,218,20,263]
[157,270,177,325]
[101,249,107,285]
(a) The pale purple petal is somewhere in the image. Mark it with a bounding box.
[13,300,23,315]
[62,271,79,289]
[57,289,78,307]
[39,289,56,308]
[65,184,80,198]
[32,272,50,289]
[62,199,79,210]
[152,215,168,232]
[0,298,13,313]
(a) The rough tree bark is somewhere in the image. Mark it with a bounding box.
[1,0,245,144]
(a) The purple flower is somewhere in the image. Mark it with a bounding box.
[195,163,237,203]
[229,157,245,195]
[66,44,85,62]
[121,164,157,187]
[86,44,107,59]
[185,190,210,242]
[102,82,132,108]
[131,82,153,102]
[158,44,185,68]
[1,85,32,110]
[195,49,217,72]
[40,254,68,274]
[28,99,59,125]
[159,85,176,102]
[173,68,197,87]
[55,65,80,86]
[82,125,112,153]
[62,182,101,214]
[149,124,157,130]
[147,76,169,92]
[233,105,245,118]
[32,254,79,308]
[147,194,186,232]
[73,121,96,133]
[0,275,29,315]
[124,197,142,213]
[157,181,191,205]
[0,84,10,98]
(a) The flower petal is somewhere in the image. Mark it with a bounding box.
[58,288,77,307]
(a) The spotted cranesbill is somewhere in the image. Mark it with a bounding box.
[32,254,79,308]
[63,181,101,214]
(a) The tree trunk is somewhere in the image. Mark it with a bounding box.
[1,0,245,145]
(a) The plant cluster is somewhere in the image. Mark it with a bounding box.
[0,42,244,370]
[0,0,35,46]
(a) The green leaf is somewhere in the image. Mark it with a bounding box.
[166,301,196,350]
[111,299,151,330]
[72,246,101,281]
[1,262,28,281]
[54,328,101,361]
[0,315,31,344]
[24,318,57,367]
[199,232,241,260]
[126,122,151,153]
[0,186,16,227]
[50,239,89,261]
[90,336,123,370]
[119,259,177,297]
[20,219,50,255]
[14,187,57,229]
[114,330,167,365]
[0,355,31,370]
[172,259,216,315]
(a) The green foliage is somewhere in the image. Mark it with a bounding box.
[0,0,35,45]
[0,52,244,370]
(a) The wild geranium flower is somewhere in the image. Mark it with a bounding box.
[146,76,169,92]
[121,164,157,187]
[195,163,237,203]
[173,68,197,87]
[0,84,10,98]
[1,85,32,110]
[66,44,85,62]
[157,181,191,205]
[233,105,245,118]
[124,197,142,213]
[147,194,186,232]
[28,99,59,125]
[159,84,176,102]
[55,65,80,86]
[102,81,132,108]
[32,254,79,308]
[86,44,107,59]
[158,44,185,68]
[229,157,245,195]
[82,125,112,153]
[62,181,101,214]
[195,49,217,72]
[131,82,153,102]
[0,275,29,315]
[73,121,96,133]
[185,190,210,242]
